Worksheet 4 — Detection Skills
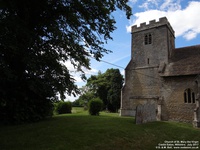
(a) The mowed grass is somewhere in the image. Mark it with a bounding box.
[0,107,200,150]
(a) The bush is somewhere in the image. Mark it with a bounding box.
[54,101,72,114]
[88,98,103,116]
[0,96,54,124]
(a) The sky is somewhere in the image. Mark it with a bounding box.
[66,0,200,101]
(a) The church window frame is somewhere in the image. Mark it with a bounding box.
[184,88,195,103]
[144,33,152,45]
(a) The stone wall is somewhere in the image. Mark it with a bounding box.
[161,76,197,122]
[131,17,174,35]
[131,26,170,67]
[120,65,160,116]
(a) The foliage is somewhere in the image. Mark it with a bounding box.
[1,97,54,124]
[73,91,96,109]
[88,98,103,115]
[54,101,72,114]
[72,99,82,107]
[0,0,131,123]
[106,69,124,112]
[86,69,124,112]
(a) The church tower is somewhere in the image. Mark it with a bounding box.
[131,17,175,67]
[120,17,175,116]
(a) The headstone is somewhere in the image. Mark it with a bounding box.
[193,95,200,128]
[135,104,143,124]
[135,101,156,124]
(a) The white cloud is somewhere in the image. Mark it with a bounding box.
[127,1,200,40]
[129,0,138,4]
[160,0,181,11]
[139,1,149,10]
[63,60,98,83]
[183,30,197,40]
[65,94,78,102]
[84,68,98,75]
[139,0,160,10]
[120,69,125,76]
[61,60,98,101]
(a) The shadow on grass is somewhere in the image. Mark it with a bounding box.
[0,112,200,150]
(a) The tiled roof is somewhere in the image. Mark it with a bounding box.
[160,45,200,76]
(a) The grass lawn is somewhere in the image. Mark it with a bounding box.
[0,107,200,150]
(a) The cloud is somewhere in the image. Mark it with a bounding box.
[65,94,78,101]
[63,60,98,83]
[139,0,160,10]
[129,0,138,4]
[127,1,200,40]
[160,0,181,11]
[183,30,198,40]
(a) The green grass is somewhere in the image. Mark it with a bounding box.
[0,107,199,150]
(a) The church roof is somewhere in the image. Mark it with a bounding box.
[160,45,200,77]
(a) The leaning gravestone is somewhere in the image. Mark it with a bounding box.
[135,102,156,124]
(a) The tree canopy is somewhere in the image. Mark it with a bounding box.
[76,69,124,112]
[0,0,131,123]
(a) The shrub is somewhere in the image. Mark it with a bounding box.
[1,97,54,124]
[88,98,103,116]
[54,101,72,114]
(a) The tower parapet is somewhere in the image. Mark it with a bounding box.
[131,17,174,35]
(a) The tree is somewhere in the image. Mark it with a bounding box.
[86,68,124,112]
[0,0,131,123]
[74,92,96,109]
[106,69,124,112]
[86,73,108,109]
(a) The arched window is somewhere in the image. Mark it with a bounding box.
[184,88,195,103]
[149,34,152,44]
[144,35,148,45]
[192,92,195,103]
[144,33,152,45]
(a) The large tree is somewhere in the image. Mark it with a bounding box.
[86,69,124,112]
[0,0,131,123]
[106,69,124,112]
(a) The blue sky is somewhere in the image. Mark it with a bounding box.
[66,0,200,101]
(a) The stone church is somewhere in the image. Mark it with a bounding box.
[120,17,200,127]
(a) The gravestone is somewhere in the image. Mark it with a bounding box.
[135,102,156,124]
[193,95,200,128]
